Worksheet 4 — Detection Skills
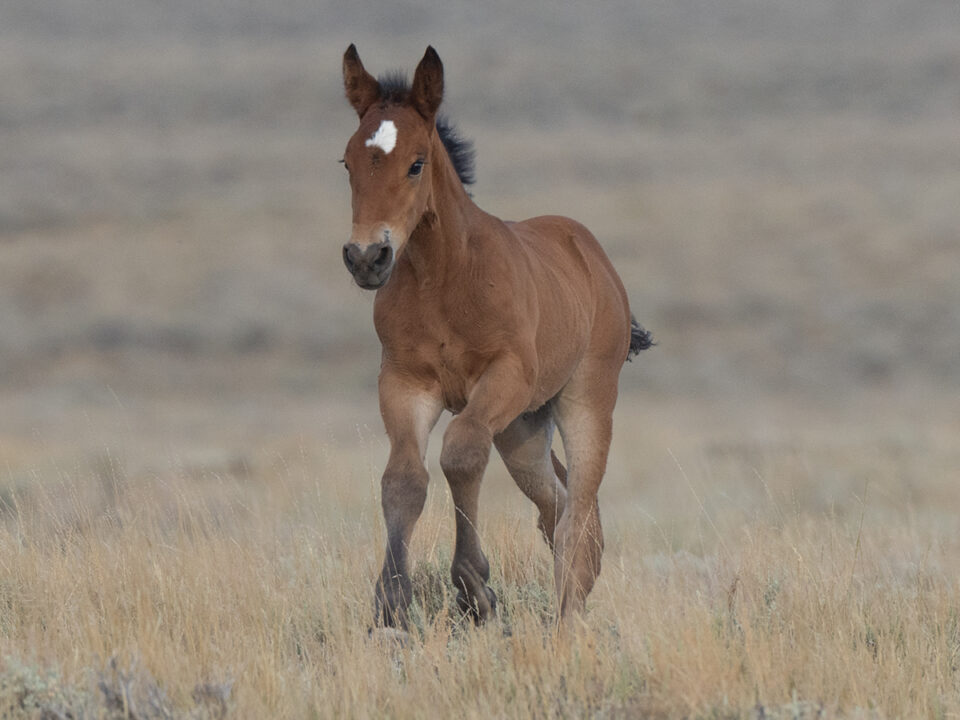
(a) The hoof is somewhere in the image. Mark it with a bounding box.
[374,583,411,630]
[456,586,497,624]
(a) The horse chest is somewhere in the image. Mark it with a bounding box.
[378,317,479,413]
[431,338,473,412]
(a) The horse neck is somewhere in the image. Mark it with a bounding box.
[402,132,478,284]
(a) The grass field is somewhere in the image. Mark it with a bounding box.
[1,415,959,717]
[1,0,959,717]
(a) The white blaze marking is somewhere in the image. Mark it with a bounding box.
[365,120,397,154]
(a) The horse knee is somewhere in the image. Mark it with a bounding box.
[440,417,492,483]
[381,463,428,529]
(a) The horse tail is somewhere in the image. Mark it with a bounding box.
[627,314,654,361]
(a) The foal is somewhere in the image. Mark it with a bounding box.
[340,45,651,627]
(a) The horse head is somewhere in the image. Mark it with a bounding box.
[341,45,444,289]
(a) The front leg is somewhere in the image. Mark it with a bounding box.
[439,354,535,623]
[374,370,442,628]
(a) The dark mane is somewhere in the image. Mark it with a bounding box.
[377,71,411,105]
[377,72,476,187]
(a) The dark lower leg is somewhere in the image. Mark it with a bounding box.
[441,416,497,623]
[374,463,428,628]
[450,478,496,622]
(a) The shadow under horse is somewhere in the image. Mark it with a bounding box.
[340,44,652,628]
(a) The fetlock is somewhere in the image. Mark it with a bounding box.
[456,584,497,624]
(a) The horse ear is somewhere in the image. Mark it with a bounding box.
[343,44,380,117]
[410,46,444,121]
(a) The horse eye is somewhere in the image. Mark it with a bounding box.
[408,160,424,177]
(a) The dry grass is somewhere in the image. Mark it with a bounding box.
[1,418,957,719]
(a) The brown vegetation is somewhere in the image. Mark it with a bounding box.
[1,424,958,717]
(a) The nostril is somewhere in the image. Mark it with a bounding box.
[342,244,357,272]
[371,244,393,272]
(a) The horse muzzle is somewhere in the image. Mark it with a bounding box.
[343,240,394,290]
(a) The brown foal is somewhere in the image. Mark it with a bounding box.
[340,45,651,627]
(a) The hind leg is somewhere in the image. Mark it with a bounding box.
[552,362,619,620]
[494,404,568,549]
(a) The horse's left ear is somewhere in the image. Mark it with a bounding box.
[411,46,444,121]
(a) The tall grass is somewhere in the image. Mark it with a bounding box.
[0,427,957,718]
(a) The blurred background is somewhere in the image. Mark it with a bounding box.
[1,0,958,481]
